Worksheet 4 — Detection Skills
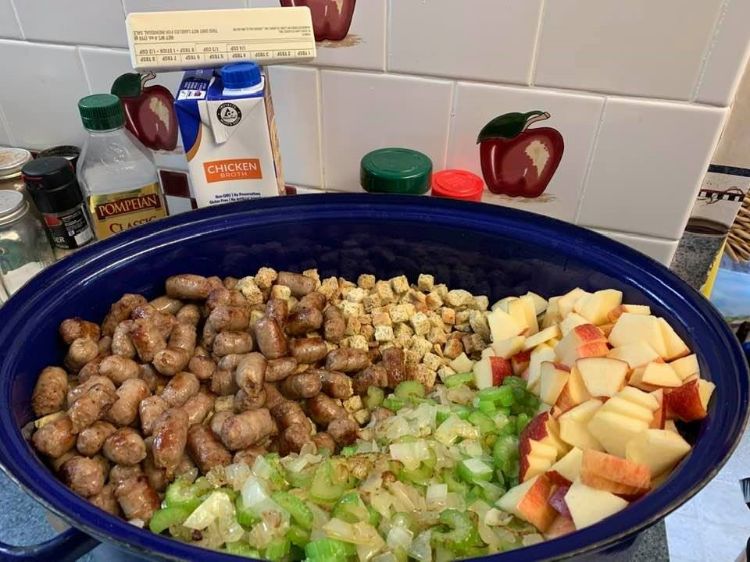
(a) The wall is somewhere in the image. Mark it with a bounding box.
[1,0,749,266]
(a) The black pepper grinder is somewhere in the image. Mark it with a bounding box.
[22,157,94,254]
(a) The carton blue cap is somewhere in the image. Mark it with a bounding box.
[221,62,262,90]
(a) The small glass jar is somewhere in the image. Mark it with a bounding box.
[0,148,33,194]
[0,191,54,299]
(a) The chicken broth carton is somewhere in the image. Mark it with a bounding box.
[175,63,284,208]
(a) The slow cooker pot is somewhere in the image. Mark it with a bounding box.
[0,195,746,561]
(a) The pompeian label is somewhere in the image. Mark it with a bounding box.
[88,183,166,240]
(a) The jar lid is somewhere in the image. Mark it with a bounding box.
[360,148,432,194]
[221,62,262,90]
[38,145,80,167]
[22,157,83,213]
[78,94,124,131]
[0,148,33,180]
[0,190,27,226]
[432,169,484,201]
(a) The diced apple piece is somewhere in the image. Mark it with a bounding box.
[698,379,715,410]
[625,429,691,477]
[449,352,474,374]
[528,344,557,391]
[492,336,526,359]
[664,420,679,434]
[602,397,655,424]
[529,440,559,461]
[481,347,496,359]
[608,313,668,358]
[599,323,614,337]
[669,354,699,381]
[522,325,561,352]
[560,313,589,336]
[665,380,708,422]
[607,342,660,370]
[564,480,629,530]
[639,362,682,388]
[587,411,650,458]
[545,515,576,539]
[491,296,517,312]
[617,386,660,411]
[520,412,569,459]
[474,356,512,389]
[519,295,539,335]
[548,486,571,517]
[607,304,651,323]
[498,474,557,532]
[575,289,623,326]
[576,357,629,398]
[554,324,609,368]
[547,447,583,484]
[580,449,650,496]
[541,297,561,329]
[558,288,590,318]
[511,350,531,376]
[520,453,556,482]
[558,399,604,451]
[540,362,571,405]
[554,367,592,414]
[650,389,666,429]
[508,298,530,333]
[657,318,690,361]
[526,291,548,315]
[487,308,525,342]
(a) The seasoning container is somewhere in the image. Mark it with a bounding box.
[0,191,54,297]
[77,94,167,240]
[38,145,81,170]
[22,157,94,255]
[432,169,484,202]
[360,148,432,195]
[0,148,33,194]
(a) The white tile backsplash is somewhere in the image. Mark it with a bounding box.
[321,71,453,191]
[13,0,128,48]
[79,47,183,95]
[0,0,21,39]
[0,108,12,146]
[388,0,542,85]
[577,98,726,239]
[0,40,89,149]
[535,0,724,100]
[592,229,679,266]
[695,0,750,106]
[267,65,322,187]
[446,83,604,222]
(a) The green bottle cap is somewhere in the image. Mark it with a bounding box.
[78,94,124,131]
[360,148,432,195]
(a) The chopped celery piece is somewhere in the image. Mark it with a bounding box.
[443,469,469,495]
[431,509,481,554]
[467,410,495,434]
[310,461,348,502]
[333,491,371,524]
[457,458,494,483]
[272,491,313,530]
[305,538,355,560]
[395,380,425,400]
[476,399,496,415]
[235,495,260,528]
[340,445,357,457]
[265,537,291,561]
[164,479,202,510]
[365,386,385,410]
[450,405,472,420]
[149,505,193,534]
[287,524,310,547]
[445,372,474,389]
[225,542,261,558]
[383,396,405,412]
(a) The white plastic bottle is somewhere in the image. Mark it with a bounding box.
[76,94,168,240]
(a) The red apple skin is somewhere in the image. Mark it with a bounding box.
[490,356,513,385]
[665,380,707,422]
[512,350,531,376]
[580,450,651,496]
[546,470,572,487]
[548,486,572,518]
[546,515,576,539]
[518,412,556,481]
[650,389,666,429]
[518,473,558,532]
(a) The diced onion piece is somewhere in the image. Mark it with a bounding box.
[386,525,414,552]
[389,440,430,470]
[408,530,433,562]
[183,491,234,530]
[434,415,479,445]
[224,463,252,491]
[425,483,448,510]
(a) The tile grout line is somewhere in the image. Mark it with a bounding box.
[527,0,546,87]
[76,47,94,95]
[573,98,608,224]
[8,0,25,40]
[382,0,390,73]
[442,81,458,170]
[689,0,731,103]
[0,102,17,147]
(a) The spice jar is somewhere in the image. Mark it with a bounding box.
[0,148,33,194]
[22,157,94,254]
[0,191,54,297]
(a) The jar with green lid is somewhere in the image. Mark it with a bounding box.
[360,148,433,195]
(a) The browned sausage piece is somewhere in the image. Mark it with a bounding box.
[270,400,312,431]
[208,305,250,332]
[371,407,395,424]
[182,391,215,426]
[235,353,266,395]
[187,424,232,474]
[175,304,201,326]
[67,376,115,407]
[102,294,147,336]
[161,371,199,407]
[328,417,359,446]
[60,456,106,497]
[152,408,189,475]
[323,306,346,343]
[234,388,267,412]
[103,428,147,466]
[98,336,112,356]
[60,318,101,345]
[99,355,140,385]
[278,424,312,456]
[142,448,168,493]
[69,383,116,433]
[32,366,68,417]
[109,464,144,487]
[213,332,253,357]
[138,364,165,394]
[111,320,136,358]
[108,379,150,427]
[175,454,196,478]
[325,348,370,373]
[210,369,238,397]
[187,354,216,381]
[76,421,117,456]
[90,484,120,516]
[149,296,183,315]
[152,348,191,376]
[115,475,160,521]
[382,347,407,388]
[232,446,266,466]
[254,317,287,359]
[210,410,233,437]
[138,395,168,436]
[218,353,246,372]
[276,272,316,297]
[131,305,176,340]
[352,364,388,396]
[280,372,322,400]
[299,291,327,311]
[130,319,167,363]
[224,276,239,290]
[265,299,288,328]
[263,383,285,411]
[78,358,103,385]
[312,432,336,454]
[318,369,353,399]
[285,307,324,336]
[165,274,211,300]
[306,394,347,428]
[290,337,328,364]
[168,323,197,355]
[264,357,297,383]
[220,408,277,451]
[32,416,76,458]
[65,338,99,372]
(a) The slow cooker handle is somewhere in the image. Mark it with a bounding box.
[0,527,99,561]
